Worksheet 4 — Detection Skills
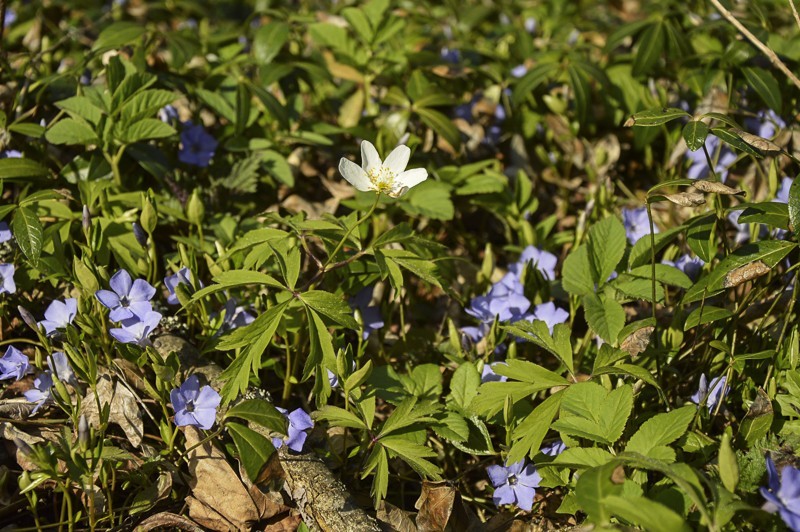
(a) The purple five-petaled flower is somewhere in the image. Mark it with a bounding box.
[48,351,76,387]
[481,362,508,383]
[685,136,737,182]
[109,310,162,347]
[690,374,728,412]
[0,346,29,381]
[622,207,659,245]
[218,299,255,333]
[38,298,78,335]
[272,407,314,453]
[486,460,542,511]
[0,264,15,295]
[170,375,221,430]
[775,177,794,204]
[663,254,705,281]
[96,269,156,322]
[24,372,53,415]
[541,440,567,457]
[178,121,218,168]
[466,273,531,324]
[761,455,800,531]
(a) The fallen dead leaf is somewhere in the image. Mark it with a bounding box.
[723,261,771,288]
[80,373,144,447]
[376,501,417,532]
[664,191,706,206]
[620,326,654,358]
[415,481,455,532]
[691,180,745,195]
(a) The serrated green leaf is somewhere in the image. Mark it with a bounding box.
[603,495,691,532]
[508,391,562,463]
[118,119,175,143]
[227,422,276,482]
[551,382,633,445]
[314,405,369,430]
[45,118,98,145]
[684,305,733,330]
[416,107,460,149]
[0,158,49,180]
[583,292,626,344]
[626,406,694,457]
[92,21,146,52]
[300,290,359,330]
[587,215,626,285]
[562,244,595,296]
[56,96,105,125]
[253,21,289,65]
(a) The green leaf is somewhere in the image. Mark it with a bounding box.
[626,406,694,457]
[119,89,177,124]
[575,461,624,525]
[196,88,236,123]
[508,392,563,463]
[192,270,285,303]
[416,107,460,149]
[364,446,389,506]
[682,121,709,151]
[262,150,295,187]
[583,292,626,344]
[683,241,796,303]
[117,119,175,143]
[567,64,589,126]
[314,405,369,430]
[0,158,49,180]
[342,7,374,43]
[431,412,470,442]
[225,399,287,434]
[739,389,774,446]
[625,107,691,127]
[7,122,45,138]
[300,290,359,329]
[92,21,146,51]
[402,180,454,221]
[737,201,789,230]
[788,177,800,231]
[253,21,289,64]
[304,307,337,382]
[686,213,717,263]
[562,244,595,296]
[741,67,781,113]
[603,495,691,532]
[379,435,441,478]
[447,363,481,414]
[12,206,43,265]
[553,447,615,469]
[587,215,626,285]
[226,422,276,482]
[512,62,559,105]
[382,248,444,288]
[627,264,693,289]
[718,432,739,492]
[56,96,105,125]
[379,397,439,438]
[45,118,98,145]
[551,382,633,445]
[504,320,573,373]
[629,225,684,268]
[632,22,664,76]
[684,305,733,330]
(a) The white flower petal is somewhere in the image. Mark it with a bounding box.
[383,145,410,175]
[395,168,428,194]
[339,158,372,191]
[360,141,382,174]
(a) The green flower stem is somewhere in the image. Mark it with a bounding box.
[323,193,381,270]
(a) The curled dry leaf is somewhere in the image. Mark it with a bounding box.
[691,180,745,196]
[664,192,706,206]
[376,501,417,532]
[746,388,774,418]
[732,129,783,154]
[620,326,654,358]
[723,261,771,288]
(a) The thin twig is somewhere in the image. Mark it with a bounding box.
[709,0,800,91]
[790,0,800,31]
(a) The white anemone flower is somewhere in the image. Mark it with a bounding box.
[338,140,428,198]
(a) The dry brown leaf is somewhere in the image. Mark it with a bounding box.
[185,426,266,531]
[135,512,205,531]
[611,465,626,484]
[263,513,303,531]
[415,481,456,532]
[376,501,417,532]
[237,461,285,520]
[723,261,771,288]
[664,191,706,206]
[745,388,774,418]
[732,129,783,154]
[692,180,745,195]
[80,374,144,447]
[620,326,654,358]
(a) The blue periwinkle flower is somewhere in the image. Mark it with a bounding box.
[728,210,750,246]
[159,105,179,124]
[178,121,218,167]
[0,221,11,243]
[541,440,567,456]
[48,352,76,387]
[272,407,314,453]
[509,246,558,280]
[24,372,53,414]
[486,460,542,511]
[690,374,728,412]
[350,286,384,339]
[622,207,658,245]
[170,375,221,430]
[776,177,794,204]
[164,267,194,305]
[761,456,800,531]
[0,264,15,295]
[745,110,786,140]
[481,362,508,383]
[0,150,21,159]
[526,302,569,334]
[109,310,162,347]
[524,17,537,34]
[440,47,460,64]
[39,298,78,335]
[466,273,531,323]
[218,299,255,332]
[0,346,29,381]
[96,269,156,322]
[511,64,528,78]
[685,136,736,182]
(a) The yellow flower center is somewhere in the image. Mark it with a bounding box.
[367,166,396,194]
